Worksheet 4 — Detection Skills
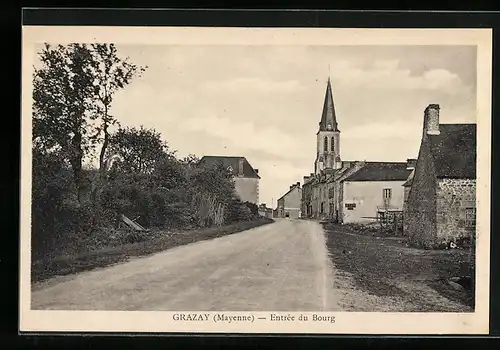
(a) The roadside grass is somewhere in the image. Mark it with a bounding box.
[31,217,275,284]
[323,223,475,311]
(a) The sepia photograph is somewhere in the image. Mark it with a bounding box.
[20,26,492,334]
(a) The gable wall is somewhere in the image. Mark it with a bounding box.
[234,177,259,204]
[404,136,438,248]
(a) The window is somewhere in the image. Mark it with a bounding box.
[331,136,335,152]
[345,203,356,210]
[465,208,476,228]
[383,188,392,199]
[324,137,328,153]
[320,202,324,213]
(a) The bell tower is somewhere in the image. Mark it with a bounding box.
[314,77,341,175]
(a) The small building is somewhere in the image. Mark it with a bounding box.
[403,104,476,248]
[258,203,273,219]
[199,156,261,204]
[276,182,302,219]
[340,162,413,224]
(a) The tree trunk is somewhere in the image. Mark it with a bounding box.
[70,130,84,204]
[99,122,109,179]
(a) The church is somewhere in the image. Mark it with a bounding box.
[301,78,413,224]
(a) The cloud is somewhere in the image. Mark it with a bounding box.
[330,59,472,96]
[177,114,309,160]
[201,77,306,94]
[342,120,421,140]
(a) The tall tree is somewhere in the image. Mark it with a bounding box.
[33,44,96,202]
[88,44,146,178]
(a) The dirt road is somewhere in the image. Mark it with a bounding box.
[31,219,470,311]
[32,219,338,310]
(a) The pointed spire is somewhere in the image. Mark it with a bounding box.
[318,77,339,132]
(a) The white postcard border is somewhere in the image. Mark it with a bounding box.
[20,26,492,334]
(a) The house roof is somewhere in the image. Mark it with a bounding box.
[318,77,339,132]
[402,168,415,187]
[344,162,412,182]
[277,184,301,201]
[199,156,261,179]
[429,124,476,179]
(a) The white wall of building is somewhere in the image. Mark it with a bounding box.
[341,180,406,224]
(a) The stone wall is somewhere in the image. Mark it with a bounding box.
[436,178,476,242]
[402,186,411,233]
[404,136,438,248]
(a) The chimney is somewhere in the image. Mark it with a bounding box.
[238,158,244,176]
[424,104,440,135]
[310,173,314,177]
[406,158,417,170]
[296,181,300,187]
[254,168,259,174]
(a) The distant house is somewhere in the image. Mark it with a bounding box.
[199,156,261,204]
[258,203,273,219]
[276,182,302,219]
[403,104,476,248]
[340,161,413,224]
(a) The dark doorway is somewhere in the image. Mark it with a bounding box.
[285,212,290,218]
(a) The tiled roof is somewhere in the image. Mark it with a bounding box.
[429,124,476,179]
[199,156,261,179]
[344,162,412,182]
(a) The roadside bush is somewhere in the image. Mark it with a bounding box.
[31,130,258,260]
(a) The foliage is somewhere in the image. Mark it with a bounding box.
[33,43,147,201]
[31,43,258,261]
[87,43,147,174]
[107,126,170,175]
[33,43,97,202]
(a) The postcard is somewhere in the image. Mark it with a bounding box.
[20,25,492,334]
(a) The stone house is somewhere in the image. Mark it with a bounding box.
[276,182,302,219]
[403,104,477,248]
[199,156,261,204]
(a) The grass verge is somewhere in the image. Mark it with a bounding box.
[323,223,475,311]
[32,217,274,284]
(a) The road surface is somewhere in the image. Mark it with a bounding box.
[31,219,469,311]
[31,219,341,310]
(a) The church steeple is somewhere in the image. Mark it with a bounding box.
[318,77,339,133]
[314,77,341,175]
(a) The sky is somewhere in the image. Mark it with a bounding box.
[42,44,478,209]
